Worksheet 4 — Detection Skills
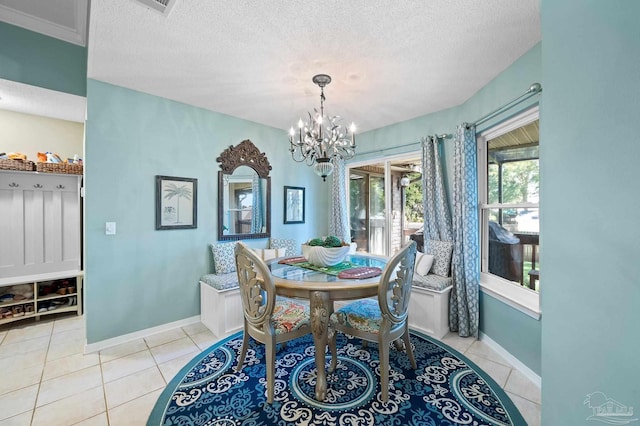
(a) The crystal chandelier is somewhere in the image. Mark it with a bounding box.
[289,74,356,181]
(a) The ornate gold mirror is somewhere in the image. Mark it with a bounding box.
[217,139,271,241]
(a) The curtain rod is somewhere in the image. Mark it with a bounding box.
[355,134,451,157]
[468,82,542,128]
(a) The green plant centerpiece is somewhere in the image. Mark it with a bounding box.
[301,235,350,267]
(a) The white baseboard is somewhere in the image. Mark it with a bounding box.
[479,331,541,388]
[84,315,201,354]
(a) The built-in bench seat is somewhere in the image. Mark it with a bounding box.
[409,273,452,339]
[408,240,454,339]
[200,273,243,338]
[200,272,239,291]
[412,272,451,291]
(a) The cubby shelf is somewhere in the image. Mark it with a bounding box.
[0,271,83,326]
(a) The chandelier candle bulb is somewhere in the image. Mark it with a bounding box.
[350,122,356,147]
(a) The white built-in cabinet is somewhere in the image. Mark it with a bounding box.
[0,170,83,325]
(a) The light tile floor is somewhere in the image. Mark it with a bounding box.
[0,314,541,425]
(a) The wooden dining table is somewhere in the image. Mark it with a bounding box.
[268,254,387,401]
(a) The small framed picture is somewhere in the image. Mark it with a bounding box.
[155,175,197,230]
[284,186,305,224]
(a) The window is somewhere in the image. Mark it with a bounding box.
[477,107,540,318]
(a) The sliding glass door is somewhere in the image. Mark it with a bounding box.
[368,174,386,255]
[348,154,422,256]
[349,170,386,255]
[349,171,367,252]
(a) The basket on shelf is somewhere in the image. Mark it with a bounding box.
[0,159,36,171]
[36,162,83,175]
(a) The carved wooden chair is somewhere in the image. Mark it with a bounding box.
[329,241,418,403]
[234,242,312,403]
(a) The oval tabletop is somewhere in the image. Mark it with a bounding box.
[269,254,388,299]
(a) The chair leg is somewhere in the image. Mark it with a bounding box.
[328,328,337,373]
[235,327,250,372]
[379,338,390,403]
[393,339,403,351]
[402,326,417,369]
[266,336,276,404]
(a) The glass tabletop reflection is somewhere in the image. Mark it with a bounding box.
[269,254,387,283]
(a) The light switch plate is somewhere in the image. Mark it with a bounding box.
[105,222,116,235]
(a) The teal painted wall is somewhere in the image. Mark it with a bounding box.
[0,21,87,96]
[479,293,541,374]
[541,1,640,423]
[358,44,542,374]
[85,79,328,343]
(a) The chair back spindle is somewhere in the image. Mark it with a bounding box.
[378,242,417,325]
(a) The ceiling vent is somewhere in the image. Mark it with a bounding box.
[133,0,177,16]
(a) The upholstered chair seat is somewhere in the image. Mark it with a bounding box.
[332,298,384,334]
[271,299,310,334]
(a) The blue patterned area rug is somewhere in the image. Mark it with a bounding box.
[148,330,526,425]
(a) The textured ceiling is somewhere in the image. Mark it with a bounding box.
[0,78,86,122]
[1,0,541,131]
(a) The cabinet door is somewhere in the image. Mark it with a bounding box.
[0,172,81,278]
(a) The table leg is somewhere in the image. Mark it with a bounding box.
[310,291,330,401]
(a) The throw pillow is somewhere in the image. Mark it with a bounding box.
[414,252,435,276]
[425,240,454,277]
[269,238,298,257]
[211,242,237,274]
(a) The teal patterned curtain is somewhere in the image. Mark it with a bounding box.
[329,157,351,242]
[251,175,263,233]
[450,124,480,337]
[421,136,453,242]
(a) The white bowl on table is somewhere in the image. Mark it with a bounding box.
[301,244,350,267]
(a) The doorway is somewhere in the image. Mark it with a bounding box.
[348,155,423,256]
[349,168,386,255]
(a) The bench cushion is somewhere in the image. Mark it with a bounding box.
[200,273,238,291]
[412,273,452,292]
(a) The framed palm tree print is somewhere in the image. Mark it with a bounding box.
[155,175,197,230]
